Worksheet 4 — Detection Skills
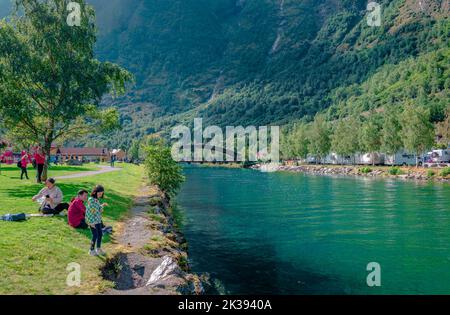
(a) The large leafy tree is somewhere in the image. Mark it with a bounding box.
[129,138,142,162]
[308,114,331,164]
[360,113,383,166]
[331,115,361,164]
[381,107,403,155]
[144,140,185,198]
[291,124,310,161]
[0,0,133,180]
[436,105,450,147]
[400,103,435,167]
[281,123,309,160]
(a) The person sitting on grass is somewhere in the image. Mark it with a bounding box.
[68,189,89,229]
[68,189,113,234]
[32,178,69,215]
[86,185,108,256]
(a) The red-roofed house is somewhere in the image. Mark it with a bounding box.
[51,147,110,163]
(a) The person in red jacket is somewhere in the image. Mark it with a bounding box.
[33,147,46,183]
[68,190,89,229]
[19,151,32,180]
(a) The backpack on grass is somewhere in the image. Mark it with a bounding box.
[1,213,27,222]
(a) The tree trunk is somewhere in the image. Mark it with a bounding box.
[41,119,55,182]
[372,152,375,166]
[42,129,54,181]
[42,140,52,182]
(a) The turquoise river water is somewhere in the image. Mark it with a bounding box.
[176,166,450,294]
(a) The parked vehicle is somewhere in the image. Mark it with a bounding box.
[306,155,320,164]
[385,151,422,166]
[322,153,353,165]
[431,149,450,164]
[424,152,433,164]
[357,153,385,165]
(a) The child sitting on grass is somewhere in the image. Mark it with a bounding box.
[86,185,108,256]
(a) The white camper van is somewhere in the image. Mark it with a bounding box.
[385,151,420,166]
[431,149,450,164]
[357,153,384,165]
[325,153,353,165]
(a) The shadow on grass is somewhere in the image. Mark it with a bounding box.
[51,215,114,245]
[3,182,134,243]
[0,165,98,174]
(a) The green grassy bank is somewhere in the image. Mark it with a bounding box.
[0,163,143,294]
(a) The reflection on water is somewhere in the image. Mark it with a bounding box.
[176,166,450,294]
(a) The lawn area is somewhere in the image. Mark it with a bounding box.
[0,163,101,179]
[0,163,144,295]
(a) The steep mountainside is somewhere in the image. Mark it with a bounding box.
[90,0,448,148]
[1,0,448,148]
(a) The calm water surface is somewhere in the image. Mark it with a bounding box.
[176,166,450,294]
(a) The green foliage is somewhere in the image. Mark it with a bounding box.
[308,115,331,161]
[0,163,144,294]
[144,141,185,196]
[388,167,404,176]
[400,103,435,164]
[326,48,450,120]
[427,170,436,178]
[381,107,403,155]
[360,113,383,159]
[436,105,450,145]
[72,0,449,147]
[331,115,361,158]
[1,0,448,149]
[0,0,132,178]
[440,167,450,177]
[281,123,310,160]
[360,167,373,174]
[129,139,142,161]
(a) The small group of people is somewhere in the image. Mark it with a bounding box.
[17,147,46,183]
[32,178,110,256]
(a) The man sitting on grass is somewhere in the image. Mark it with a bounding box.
[32,178,69,215]
[67,189,113,234]
[68,189,89,229]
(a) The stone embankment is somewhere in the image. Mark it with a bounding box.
[252,164,450,182]
[102,186,210,295]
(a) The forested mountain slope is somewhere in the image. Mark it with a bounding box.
[91,0,448,147]
[1,0,448,148]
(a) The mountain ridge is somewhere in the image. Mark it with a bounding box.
[0,0,448,148]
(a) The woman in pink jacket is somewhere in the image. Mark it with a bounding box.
[33,148,46,183]
[20,151,32,180]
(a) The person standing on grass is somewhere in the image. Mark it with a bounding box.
[33,147,46,183]
[32,178,69,214]
[19,151,32,180]
[68,190,89,229]
[68,189,113,234]
[86,185,108,256]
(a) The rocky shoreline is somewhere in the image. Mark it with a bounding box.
[101,185,209,295]
[251,164,450,183]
